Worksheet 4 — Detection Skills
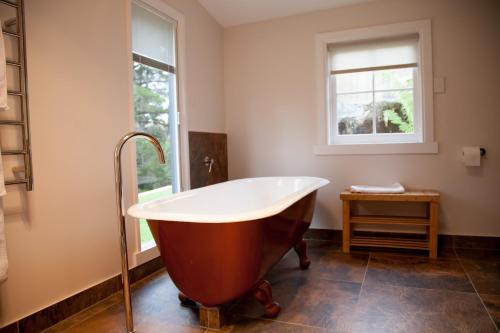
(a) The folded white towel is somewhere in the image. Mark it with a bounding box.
[0,19,9,111]
[350,182,405,194]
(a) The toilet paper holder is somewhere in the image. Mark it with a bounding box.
[462,147,486,167]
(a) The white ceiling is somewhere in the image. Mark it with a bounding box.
[197,0,374,27]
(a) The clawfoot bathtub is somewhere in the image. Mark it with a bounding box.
[128,176,329,329]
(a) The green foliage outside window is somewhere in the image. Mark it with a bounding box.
[338,70,414,135]
[378,76,414,133]
[381,89,414,133]
[133,62,172,192]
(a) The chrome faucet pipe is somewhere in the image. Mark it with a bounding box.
[114,132,165,333]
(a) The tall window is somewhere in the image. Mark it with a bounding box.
[131,1,180,249]
[329,35,421,144]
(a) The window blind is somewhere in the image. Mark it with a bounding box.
[132,2,176,67]
[329,34,419,74]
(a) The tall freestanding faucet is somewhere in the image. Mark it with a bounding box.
[114,132,166,333]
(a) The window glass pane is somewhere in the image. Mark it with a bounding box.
[134,62,173,192]
[335,72,372,94]
[337,93,373,135]
[374,68,413,90]
[375,90,414,134]
[133,61,178,247]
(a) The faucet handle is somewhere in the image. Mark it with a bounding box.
[203,156,215,173]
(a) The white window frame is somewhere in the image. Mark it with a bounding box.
[314,20,438,155]
[125,0,191,267]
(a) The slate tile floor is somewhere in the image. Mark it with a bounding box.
[43,240,499,333]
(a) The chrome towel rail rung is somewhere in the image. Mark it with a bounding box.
[1,150,26,155]
[0,120,24,125]
[0,0,18,8]
[2,30,19,38]
[6,60,21,67]
[5,179,28,185]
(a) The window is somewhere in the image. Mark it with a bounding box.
[331,35,420,144]
[315,20,437,155]
[131,1,180,249]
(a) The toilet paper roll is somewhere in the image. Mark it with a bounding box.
[462,146,481,166]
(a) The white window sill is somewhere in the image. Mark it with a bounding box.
[135,242,160,266]
[314,142,438,155]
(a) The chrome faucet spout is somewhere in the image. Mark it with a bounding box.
[114,131,165,333]
[115,131,166,165]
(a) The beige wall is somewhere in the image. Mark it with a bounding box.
[165,0,224,132]
[224,0,500,236]
[2,0,499,327]
[0,0,223,326]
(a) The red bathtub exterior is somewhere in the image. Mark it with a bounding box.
[147,191,317,307]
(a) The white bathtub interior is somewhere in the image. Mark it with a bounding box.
[128,177,329,222]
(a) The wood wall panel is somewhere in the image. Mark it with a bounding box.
[188,132,228,189]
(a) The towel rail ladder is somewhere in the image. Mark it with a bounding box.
[0,0,33,190]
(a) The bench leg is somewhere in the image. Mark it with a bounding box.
[342,200,351,253]
[429,202,438,259]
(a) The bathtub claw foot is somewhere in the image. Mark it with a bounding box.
[178,292,196,307]
[263,301,281,318]
[294,238,311,270]
[253,280,281,318]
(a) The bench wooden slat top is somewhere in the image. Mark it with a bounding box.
[340,190,440,202]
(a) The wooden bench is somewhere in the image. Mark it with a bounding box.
[340,190,440,258]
